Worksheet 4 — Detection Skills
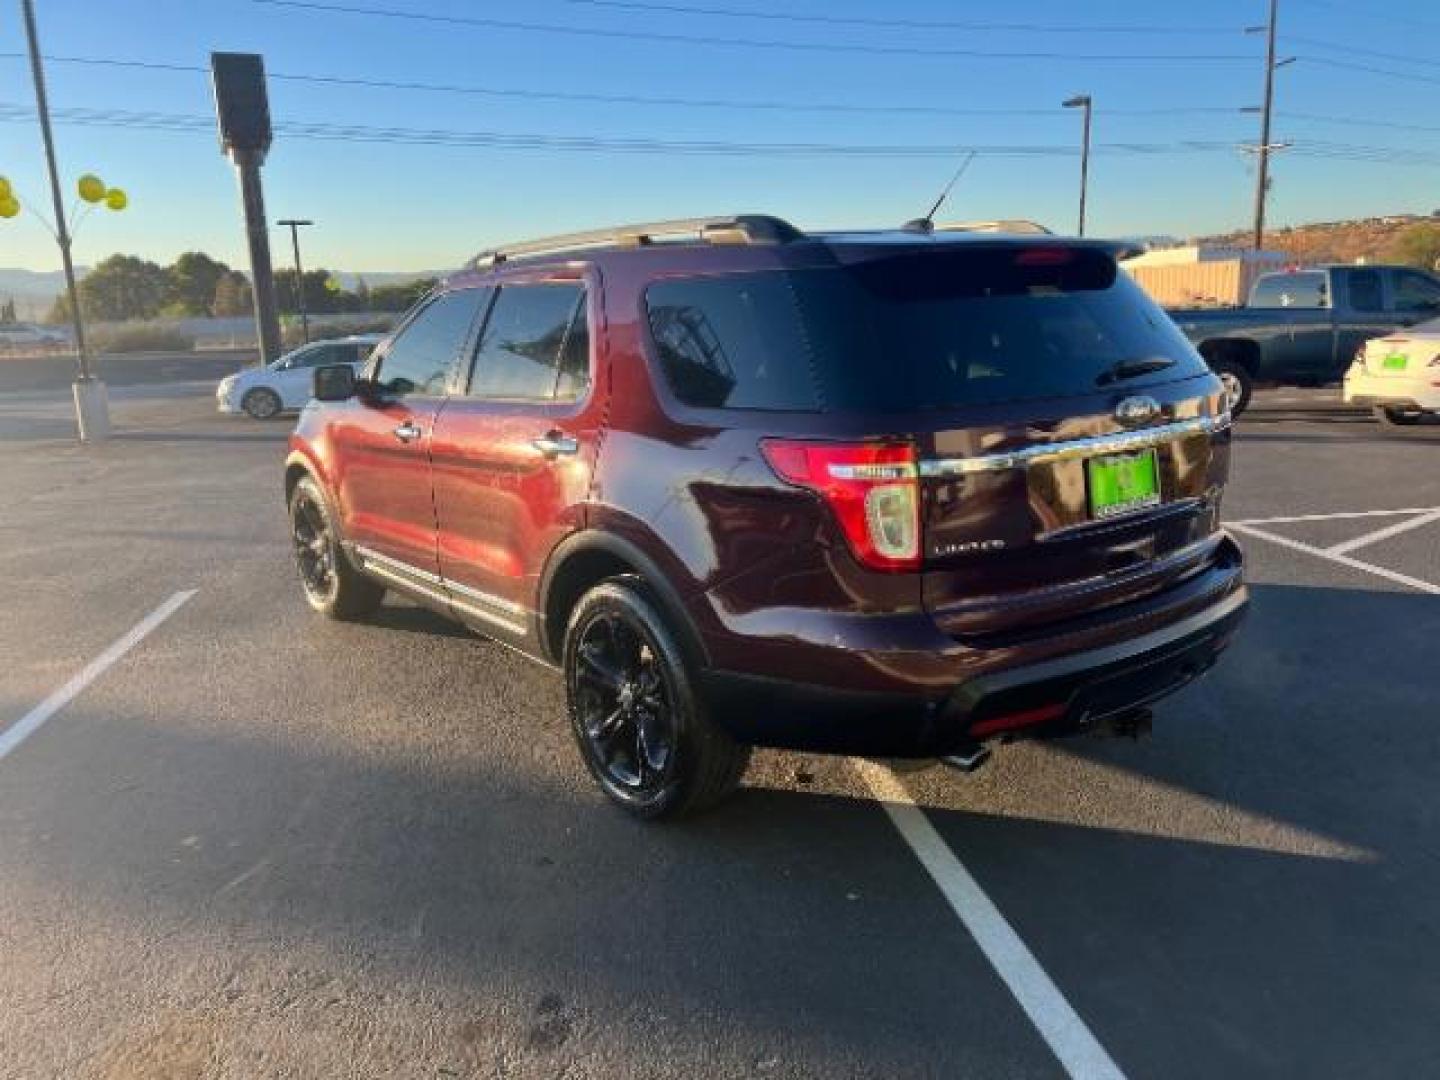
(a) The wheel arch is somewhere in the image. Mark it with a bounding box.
[538,530,709,670]
[1198,337,1261,375]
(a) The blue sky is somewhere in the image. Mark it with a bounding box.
[3,0,1440,274]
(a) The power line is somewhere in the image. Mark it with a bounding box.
[1300,56,1440,87]
[1288,0,1440,32]
[0,51,1251,118]
[1281,110,1440,136]
[5,101,1437,168]
[248,0,1258,62]
[1287,34,1440,70]
[546,0,1242,35]
[0,102,1246,157]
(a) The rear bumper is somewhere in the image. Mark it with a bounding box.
[699,558,1248,758]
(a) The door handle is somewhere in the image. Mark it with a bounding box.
[532,431,579,458]
[393,421,423,443]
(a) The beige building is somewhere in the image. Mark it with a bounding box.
[1122,245,1290,308]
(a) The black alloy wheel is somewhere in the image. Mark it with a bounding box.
[564,579,749,819]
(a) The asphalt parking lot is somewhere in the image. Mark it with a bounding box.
[2,360,1438,1079]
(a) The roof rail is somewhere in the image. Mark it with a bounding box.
[471,214,803,268]
[935,219,1054,236]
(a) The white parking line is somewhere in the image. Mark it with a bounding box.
[853,760,1127,1080]
[1228,523,1440,595]
[0,590,197,764]
[1230,507,1440,527]
[1325,509,1440,556]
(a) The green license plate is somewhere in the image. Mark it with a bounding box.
[1088,449,1161,519]
[1383,353,1409,371]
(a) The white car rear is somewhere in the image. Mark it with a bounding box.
[217,334,383,419]
[1344,319,1440,426]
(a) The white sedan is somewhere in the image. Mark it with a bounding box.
[217,334,383,419]
[1344,319,1440,427]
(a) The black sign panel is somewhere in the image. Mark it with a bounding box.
[211,52,272,155]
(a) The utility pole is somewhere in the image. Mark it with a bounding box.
[1063,94,1093,237]
[1252,0,1280,250]
[21,0,109,440]
[278,219,313,345]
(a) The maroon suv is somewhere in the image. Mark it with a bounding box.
[285,215,1247,819]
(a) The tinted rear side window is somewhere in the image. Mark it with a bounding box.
[647,276,819,409]
[645,248,1208,412]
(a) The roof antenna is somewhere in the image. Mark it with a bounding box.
[903,151,977,234]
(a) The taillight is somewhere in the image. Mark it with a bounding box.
[760,440,921,572]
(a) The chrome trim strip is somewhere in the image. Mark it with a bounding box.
[447,577,529,617]
[918,415,1222,478]
[356,545,443,586]
[355,546,531,633]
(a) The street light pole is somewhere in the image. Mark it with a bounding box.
[277,218,313,345]
[1063,94,1093,237]
[20,0,109,440]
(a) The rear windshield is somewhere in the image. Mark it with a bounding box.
[644,247,1208,412]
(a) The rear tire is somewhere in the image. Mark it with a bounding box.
[1374,405,1426,428]
[288,476,385,619]
[1210,359,1253,417]
[242,387,283,420]
[563,577,749,820]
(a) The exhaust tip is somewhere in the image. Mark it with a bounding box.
[941,744,992,773]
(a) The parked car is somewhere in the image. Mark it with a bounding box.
[284,215,1247,819]
[0,322,67,350]
[1169,264,1440,414]
[217,334,382,419]
[1344,317,1440,427]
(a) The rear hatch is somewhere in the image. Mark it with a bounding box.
[806,242,1231,640]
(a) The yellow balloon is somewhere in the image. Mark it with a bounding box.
[77,174,106,203]
[0,176,11,200]
[105,188,128,211]
[0,195,19,220]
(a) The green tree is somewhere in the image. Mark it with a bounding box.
[70,254,169,321]
[1393,223,1440,271]
[369,278,438,312]
[211,270,253,317]
[166,252,230,316]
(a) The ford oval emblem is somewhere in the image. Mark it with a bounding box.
[1115,395,1160,427]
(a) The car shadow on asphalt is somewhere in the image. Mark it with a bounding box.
[2,583,1436,1078]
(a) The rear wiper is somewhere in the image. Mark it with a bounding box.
[1095,357,1176,386]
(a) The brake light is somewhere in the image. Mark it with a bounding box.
[761,440,921,572]
[1014,247,1075,267]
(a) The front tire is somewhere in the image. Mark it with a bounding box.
[243,387,283,420]
[288,476,385,619]
[563,578,749,820]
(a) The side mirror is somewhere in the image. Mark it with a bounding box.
[313,363,358,402]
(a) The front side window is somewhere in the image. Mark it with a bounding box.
[1394,271,1440,313]
[374,289,485,397]
[467,283,587,401]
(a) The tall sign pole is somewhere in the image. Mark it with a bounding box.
[211,53,282,364]
[22,0,109,440]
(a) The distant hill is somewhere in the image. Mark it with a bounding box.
[1197,212,1440,267]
